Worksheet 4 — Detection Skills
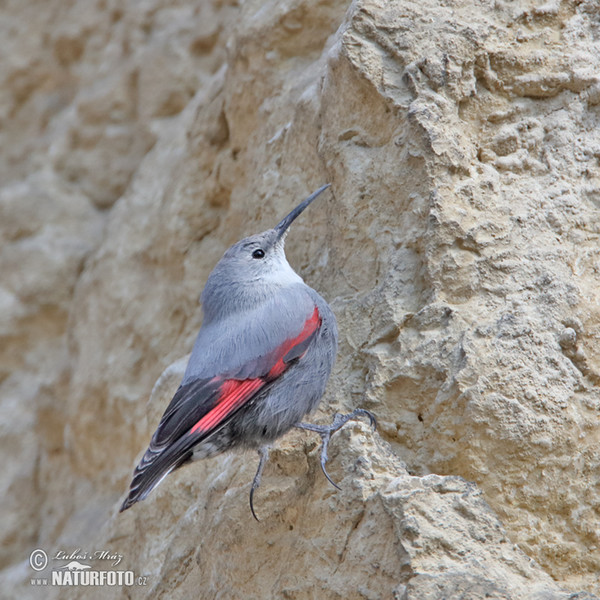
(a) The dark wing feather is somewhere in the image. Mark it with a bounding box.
[151,378,222,448]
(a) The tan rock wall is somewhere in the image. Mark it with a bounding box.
[1,0,599,598]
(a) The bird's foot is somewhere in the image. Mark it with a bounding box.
[249,445,271,522]
[295,408,376,489]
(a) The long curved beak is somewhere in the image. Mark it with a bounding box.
[275,184,331,240]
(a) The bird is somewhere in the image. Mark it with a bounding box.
[120,184,375,518]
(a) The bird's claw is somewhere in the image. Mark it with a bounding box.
[249,410,375,518]
[295,408,376,489]
[315,428,341,490]
[249,445,270,522]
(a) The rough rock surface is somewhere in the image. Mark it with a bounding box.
[1,0,599,598]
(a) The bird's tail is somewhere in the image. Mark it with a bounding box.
[119,444,192,512]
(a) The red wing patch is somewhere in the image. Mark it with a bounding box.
[268,307,321,378]
[190,378,263,434]
[189,307,321,435]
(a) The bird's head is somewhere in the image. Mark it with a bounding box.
[201,184,331,321]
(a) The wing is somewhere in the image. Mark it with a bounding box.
[120,303,320,512]
[182,284,320,382]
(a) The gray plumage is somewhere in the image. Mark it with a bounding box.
[120,184,374,516]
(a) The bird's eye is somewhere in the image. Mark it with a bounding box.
[252,249,265,259]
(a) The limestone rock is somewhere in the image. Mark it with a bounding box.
[1,0,599,598]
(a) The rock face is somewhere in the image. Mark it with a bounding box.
[1,0,599,598]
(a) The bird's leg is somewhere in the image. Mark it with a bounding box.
[295,409,376,490]
[249,445,271,522]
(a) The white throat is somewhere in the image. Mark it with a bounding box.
[262,254,304,286]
